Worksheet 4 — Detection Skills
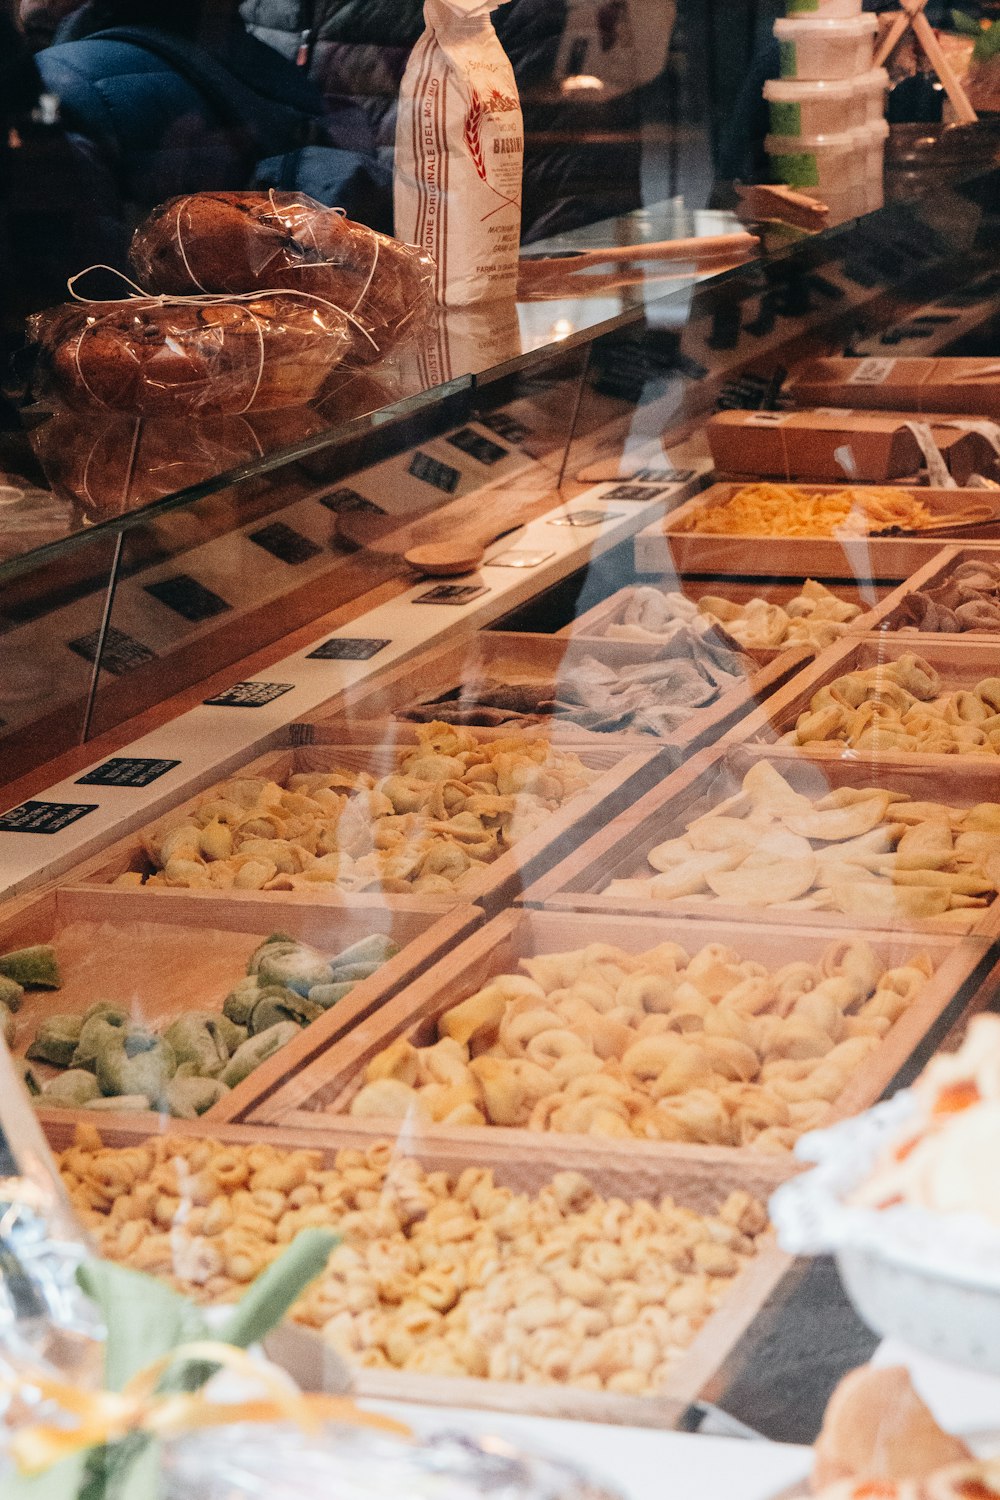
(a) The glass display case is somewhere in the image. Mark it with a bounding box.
[6,97,1000,1500]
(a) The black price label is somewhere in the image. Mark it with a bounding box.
[634,467,694,484]
[604,472,694,499]
[249,522,323,565]
[602,484,670,502]
[408,451,460,493]
[319,488,384,516]
[480,411,531,444]
[413,583,489,605]
[447,427,507,466]
[203,681,295,708]
[145,574,231,622]
[76,757,180,788]
[0,800,97,835]
[68,626,156,675]
[307,637,390,661]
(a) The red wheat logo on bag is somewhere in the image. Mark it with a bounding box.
[396,0,523,307]
[464,87,521,178]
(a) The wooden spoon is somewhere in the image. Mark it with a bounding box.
[338,490,550,575]
[404,520,530,576]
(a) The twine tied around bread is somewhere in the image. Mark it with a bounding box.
[62,266,376,414]
[68,265,379,350]
[168,190,382,324]
[263,192,382,320]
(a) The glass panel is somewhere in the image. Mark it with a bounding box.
[9,157,1000,592]
[85,376,476,739]
[0,529,118,785]
[4,216,745,588]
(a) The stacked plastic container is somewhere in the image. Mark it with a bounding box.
[764,0,888,225]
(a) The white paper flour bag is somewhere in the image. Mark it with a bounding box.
[395,0,523,307]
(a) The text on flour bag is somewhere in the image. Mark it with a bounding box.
[395,0,523,307]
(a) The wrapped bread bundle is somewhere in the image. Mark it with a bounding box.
[130,191,434,363]
[28,293,349,417]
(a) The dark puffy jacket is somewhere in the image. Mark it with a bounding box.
[35,22,325,208]
[239,0,655,242]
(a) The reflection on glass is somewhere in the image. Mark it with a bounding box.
[0,531,119,782]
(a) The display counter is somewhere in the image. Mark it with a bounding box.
[6,158,1000,1464]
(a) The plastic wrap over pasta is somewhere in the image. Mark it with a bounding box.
[28,294,351,418]
[163,1425,622,1500]
[130,193,435,364]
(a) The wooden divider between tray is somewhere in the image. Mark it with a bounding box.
[635,485,1000,578]
[60,740,666,920]
[519,742,1000,939]
[39,1108,794,1428]
[248,908,992,1158]
[3,884,479,1126]
[290,628,812,759]
[717,633,1000,760]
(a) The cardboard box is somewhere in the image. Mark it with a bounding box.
[707,407,997,484]
[786,357,1000,418]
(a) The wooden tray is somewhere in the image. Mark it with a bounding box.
[250,908,991,1156]
[64,741,664,919]
[1,885,477,1126]
[728,634,1000,767]
[521,742,1000,939]
[287,631,810,757]
[558,578,892,662]
[40,1109,793,1428]
[634,485,1000,579]
[862,544,1000,640]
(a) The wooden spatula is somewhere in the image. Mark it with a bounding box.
[736,183,830,232]
[518,233,758,280]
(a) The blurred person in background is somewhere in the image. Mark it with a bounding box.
[24,0,355,224]
[1,0,125,342]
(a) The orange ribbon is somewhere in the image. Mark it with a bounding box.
[5,1341,409,1476]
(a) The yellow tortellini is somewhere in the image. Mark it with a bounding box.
[112,724,594,897]
[346,935,935,1151]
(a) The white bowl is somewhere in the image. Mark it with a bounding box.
[837,1243,1000,1375]
[771,1095,1000,1376]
